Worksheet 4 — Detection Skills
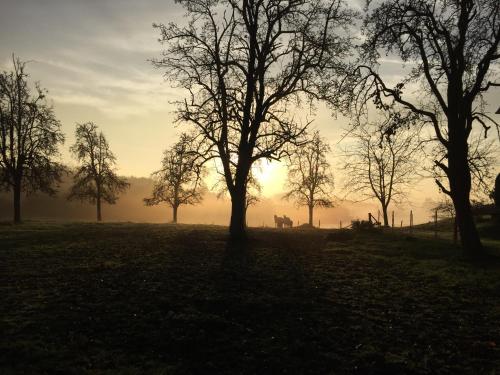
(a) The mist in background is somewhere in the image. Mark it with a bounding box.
[0,174,438,228]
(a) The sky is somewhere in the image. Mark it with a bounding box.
[0,0,499,226]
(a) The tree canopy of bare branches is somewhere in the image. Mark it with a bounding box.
[153,0,354,239]
[0,56,65,223]
[144,133,205,223]
[431,131,499,201]
[214,168,262,215]
[339,0,500,254]
[341,115,423,226]
[432,196,456,221]
[284,131,334,226]
[68,122,129,221]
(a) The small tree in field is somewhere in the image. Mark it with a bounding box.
[341,116,422,227]
[0,56,65,223]
[432,197,455,222]
[284,131,334,226]
[144,133,205,223]
[68,122,129,221]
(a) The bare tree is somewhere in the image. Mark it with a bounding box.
[432,130,499,201]
[0,56,65,223]
[432,196,455,221]
[144,133,205,223]
[340,0,500,254]
[284,131,334,226]
[214,169,262,216]
[341,118,422,226]
[68,122,129,221]
[153,0,354,240]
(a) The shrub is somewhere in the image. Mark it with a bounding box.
[351,219,375,231]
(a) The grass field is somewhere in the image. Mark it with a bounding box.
[1,222,500,374]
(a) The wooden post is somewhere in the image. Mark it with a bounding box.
[340,220,342,229]
[318,220,321,228]
[368,213,372,224]
[391,211,394,228]
[410,210,413,235]
[400,220,403,228]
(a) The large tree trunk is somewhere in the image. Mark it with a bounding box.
[229,184,247,240]
[447,121,482,254]
[172,205,178,224]
[13,179,22,224]
[449,175,481,253]
[308,204,314,226]
[382,204,389,227]
[96,191,102,222]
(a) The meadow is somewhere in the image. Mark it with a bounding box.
[1,222,500,374]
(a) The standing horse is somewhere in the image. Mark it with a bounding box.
[283,215,293,228]
[274,215,284,228]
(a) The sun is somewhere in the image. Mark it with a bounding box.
[252,160,287,197]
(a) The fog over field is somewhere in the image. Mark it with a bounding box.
[0,174,436,228]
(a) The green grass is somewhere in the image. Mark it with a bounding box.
[1,222,500,374]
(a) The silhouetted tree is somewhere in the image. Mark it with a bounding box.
[68,122,129,221]
[284,131,334,226]
[153,0,354,240]
[432,131,498,201]
[342,117,422,226]
[144,133,205,223]
[0,56,65,223]
[432,197,455,221]
[342,0,500,254]
[214,170,262,216]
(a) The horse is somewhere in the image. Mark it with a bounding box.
[283,215,293,228]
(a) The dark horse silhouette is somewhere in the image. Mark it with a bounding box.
[274,215,293,228]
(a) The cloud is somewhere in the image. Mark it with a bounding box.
[0,0,185,118]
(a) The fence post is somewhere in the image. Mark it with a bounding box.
[340,220,342,229]
[318,220,321,228]
[410,210,413,235]
[391,211,394,229]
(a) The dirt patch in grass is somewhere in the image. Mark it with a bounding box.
[1,223,500,374]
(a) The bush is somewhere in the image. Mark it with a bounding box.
[351,219,375,231]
